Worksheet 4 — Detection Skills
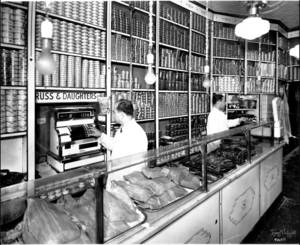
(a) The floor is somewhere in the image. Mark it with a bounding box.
[253,146,300,244]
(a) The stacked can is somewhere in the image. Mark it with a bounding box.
[51,54,59,87]
[1,50,9,86]
[94,61,100,88]
[88,28,95,56]
[67,56,75,88]
[74,25,82,54]
[5,90,18,133]
[55,1,64,16]
[100,64,106,88]
[75,57,82,88]
[52,19,60,51]
[88,60,95,88]
[79,2,86,22]
[43,74,51,87]
[35,51,43,86]
[64,1,73,19]
[94,30,101,57]
[17,90,27,131]
[81,27,88,55]
[1,90,5,133]
[85,1,93,24]
[98,1,105,27]
[59,55,67,87]
[35,15,43,48]
[10,50,18,86]
[91,1,99,26]
[81,59,88,88]
[60,21,68,52]
[101,32,106,58]
[72,2,80,21]
[18,50,27,86]
[1,7,26,45]
[13,9,26,45]
[67,23,75,53]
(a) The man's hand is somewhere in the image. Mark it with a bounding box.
[88,127,102,138]
[239,117,247,123]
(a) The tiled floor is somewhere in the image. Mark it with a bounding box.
[253,146,299,244]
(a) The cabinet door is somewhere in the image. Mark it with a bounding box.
[221,164,260,244]
[260,148,283,215]
[144,193,220,244]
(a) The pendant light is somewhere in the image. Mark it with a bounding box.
[290,44,299,59]
[145,0,156,85]
[235,1,270,40]
[36,1,56,75]
[203,0,210,89]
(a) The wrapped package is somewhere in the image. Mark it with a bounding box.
[180,172,201,190]
[22,198,84,244]
[116,181,153,202]
[124,171,165,195]
[142,167,167,179]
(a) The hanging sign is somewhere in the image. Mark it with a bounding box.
[36,91,104,104]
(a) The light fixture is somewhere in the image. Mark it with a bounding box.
[203,0,211,89]
[235,1,270,40]
[290,44,299,59]
[145,0,156,85]
[36,1,56,75]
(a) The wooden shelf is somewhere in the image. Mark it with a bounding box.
[213,36,239,42]
[1,132,27,139]
[159,67,188,72]
[159,42,188,52]
[36,87,106,92]
[1,86,27,90]
[192,29,206,36]
[160,17,189,30]
[111,60,148,67]
[1,43,26,49]
[111,30,154,43]
[159,115,188,120]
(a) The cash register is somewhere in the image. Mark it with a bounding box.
[47,107,105,172]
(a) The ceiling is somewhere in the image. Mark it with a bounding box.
[195,0,300,31]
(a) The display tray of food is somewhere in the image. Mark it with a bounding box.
[114,165,203,212]
[0,186,147,244]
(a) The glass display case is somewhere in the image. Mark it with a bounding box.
[1,121,275,244]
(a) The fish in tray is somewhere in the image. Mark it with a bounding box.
[142,166,168,179]
[164,166,189,184]
[154,176,177,191]
[116,180,154,203]
[104,189,140,223]
[104,217,130,241]
[180,172,202,190]
[166,185,189,199]
[124,171,165,195]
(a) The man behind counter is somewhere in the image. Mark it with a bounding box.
[90,99,148,189]
[207,94,247,153]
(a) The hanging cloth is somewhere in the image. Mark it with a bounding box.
[280,89,292,144]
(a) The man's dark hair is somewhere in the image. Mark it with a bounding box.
[212,94,224,105]
[116,99,134,116]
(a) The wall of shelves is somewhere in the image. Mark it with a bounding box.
[1,1,297,180]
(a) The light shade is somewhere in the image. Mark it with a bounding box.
[290,44,299,59]
[235,16,270,40]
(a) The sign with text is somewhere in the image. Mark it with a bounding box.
[36,91,104,103]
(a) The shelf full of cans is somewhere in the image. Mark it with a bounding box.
[159,93,188,118]
[245,78,275,94]
[213,59,243,75]
[159,70,188,91]
[192,13,207,34]
[191,74,207,92]
[122,1,153,13]
[278,49,287,66]
[1,49,27,87]
[35,15,106,58]
[1,89,27,134]
[111,34,154,65]
[36,1,105,28]
[159,19,189,50]
[111,91,154,123]
[247,49,275,62]
[247,61,275,77]
[191,32,206,55]
[191,93,209,114]
[213,76,243,93]
[164,117,188,142]
[214,22,238,40]
[278,64,288,80]
[159,48,188,71]
[159,2,189,28]
[213,39,243,58]
[111,5,155,41]
[35,51,106,89]
[191,115,207,138]
[191,55,205,74]
[250,33,276,45]
[1,5,27,46]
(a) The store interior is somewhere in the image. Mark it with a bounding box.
[1,0,299,244]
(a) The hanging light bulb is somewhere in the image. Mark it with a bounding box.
[202,0,211,88]
[145,0,156,85]
[290,44,299,59]
[36,2,56,75]
[145,53,156,85]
